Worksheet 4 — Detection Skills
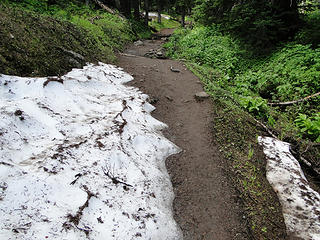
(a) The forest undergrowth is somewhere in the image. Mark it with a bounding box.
[165,21,320,147]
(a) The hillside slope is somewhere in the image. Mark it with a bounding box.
[0,3,148,77]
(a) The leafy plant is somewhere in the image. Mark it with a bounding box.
[149,17,180,31]
[295,113,320,142]
[239,96,268,118]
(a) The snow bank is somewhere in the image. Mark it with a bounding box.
[258,136,320,240]
[143,12,171,19]
[0,63,182,240]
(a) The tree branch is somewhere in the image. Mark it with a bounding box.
[91,0,125,20]
[268,91,320,106]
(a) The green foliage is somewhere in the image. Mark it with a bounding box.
[131,19,152,39]
[239,96,268,118]
[295,11,320,47]
[165,26,243,77]
[193,0,300,49]
[234,44,320,102]
[149,17,180,31]
[70,13,134,52]
[295,113,320,142]
[166,26,320,142]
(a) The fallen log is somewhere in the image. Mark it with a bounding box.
[268,91,320,106]
[91,0,125,20]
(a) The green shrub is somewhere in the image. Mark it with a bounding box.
[239,96,268,118]
[165,26,243,77]
[234,44,320,102]
[296,11,320,47]
[295,113,320,142]
[149,17,180,31]
[193,0,300,49]
[166,25,320,142]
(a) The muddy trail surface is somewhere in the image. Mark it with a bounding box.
[117,29,250,240]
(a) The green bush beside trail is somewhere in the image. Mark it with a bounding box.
[165,25,320,143]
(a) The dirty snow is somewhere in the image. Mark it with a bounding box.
[143,12,171,20]
[0,63,182,240]
[258,136,320,240]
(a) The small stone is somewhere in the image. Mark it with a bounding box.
[14,110,23,116]
[134,40,144,46]
[64,50,84,60]
[148,96,159,104]
[194,91,210,101]
[68,58,82,68]
[170,66,180,73]
[166,96,173,101]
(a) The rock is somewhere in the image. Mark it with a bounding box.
[64,49,84,60]
[194,91,210,101]
[166,96,173,101]
[148,96,159,104]
[156,51,163,57]
[156,51,166,59]
[14,110,23,116]
[134,40,144,46]
[68,58,82,68]
[144,48,166,59]
[170,66,180,73]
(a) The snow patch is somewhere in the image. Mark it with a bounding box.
[258,136,320,240]
[0,63,182,240]
[143,12,171,20]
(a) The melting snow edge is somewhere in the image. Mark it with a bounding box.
[258,136,320,240]
[0,63,183,240]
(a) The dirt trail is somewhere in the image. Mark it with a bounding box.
[117,29,250,240]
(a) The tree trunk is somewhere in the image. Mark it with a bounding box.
[157,0,161,23]
[181,6,185,27]
[132,0,140,19]
[144,0,149,26]
[120,0,131,16]
[115,0,121,11]
[85,0,90,6]
[272,0,299,36]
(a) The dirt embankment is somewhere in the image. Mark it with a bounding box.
[0,5,112,77]
[116,30,287,240]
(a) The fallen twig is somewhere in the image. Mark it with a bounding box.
[119,53,140,58]
[253,118,278,139]
[170,66,180,73]
[268,91,320,106]
[301,142,320,156]
[91,0,125,20]
[70,173,82,185]
[102,167,133,187]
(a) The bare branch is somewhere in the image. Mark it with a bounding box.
[268,92,320,106]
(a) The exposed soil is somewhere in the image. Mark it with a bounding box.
[116,29,252,239]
